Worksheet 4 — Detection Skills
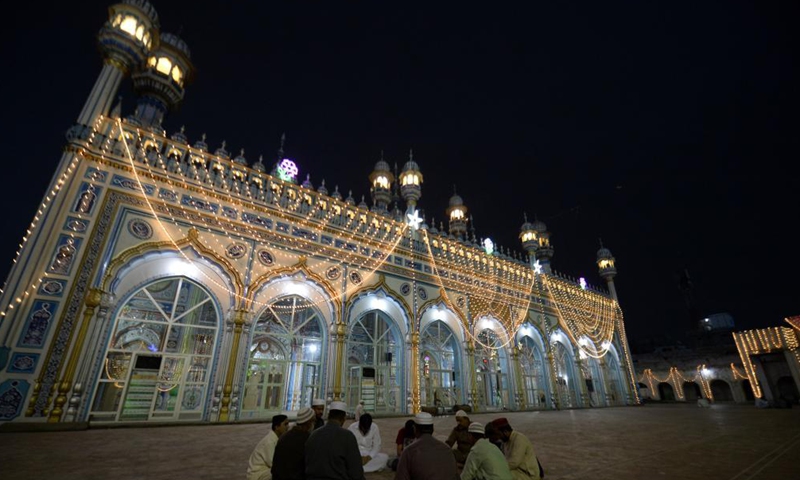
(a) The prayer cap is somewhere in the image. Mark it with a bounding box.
[297,407,315,424]
[329,401,348,412]
[455,410,468,418]
[312,398,326,406]
[468,422,484,434]
[491,417,510,429]
[415,412,434,425]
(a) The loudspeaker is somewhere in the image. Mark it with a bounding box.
[586,379,594,392]
[363,367,375,378]
[385,352,393,363]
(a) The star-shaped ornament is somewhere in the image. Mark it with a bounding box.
[533,260,543,274]
[406,209,423,230]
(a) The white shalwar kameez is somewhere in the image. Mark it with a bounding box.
[348,422,388,472]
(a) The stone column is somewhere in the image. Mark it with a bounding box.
[466,340,479,412]
[48,288,103,423]
[575,357,590,408]
[332,321,346,401]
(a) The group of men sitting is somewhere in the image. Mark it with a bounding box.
[247,399,542,480]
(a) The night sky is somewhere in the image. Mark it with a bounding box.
[2,1,797,347]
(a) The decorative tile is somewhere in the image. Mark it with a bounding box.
[64,216,89,233]
[127,218,153,240]
[47,235,82,276]
[72,182,102,215]
[18,300,59,348]
[0,379,29,421]
[225,243,247,259]
[7,352,39,374]
[38,279,67,297]
[257,249,274,266]
[111,174,154,195]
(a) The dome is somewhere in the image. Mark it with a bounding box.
[192,134,208,152]
[597,247,613,261]
[331,186,342,200]
[520,219,535,233]
[448,193,464,207]
[317,179,329,195]
[214,141,229,159]
[302,174,313,189]
[252,155,266,173]
[532,219,547,233]
[122,0,160,28]
[233,149,247,165]
[402,159,420,173]
[170,126,188,144]
[160,32,191,59]
[358,195,368,209]
[345,190,355,205]
[374,159,391,173]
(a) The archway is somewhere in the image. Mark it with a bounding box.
[553,341,579,408]
[518,335,549,409]
[603,352,626,405]
[658,382,675,401]
[346,310,403,414]
[420,320,460,410]
[243,295,326,417]
[474,328,510,410]
[741,379,755,401]
[776,376,800,404]
[90,277,220,422]
[637,382,651,400]
[710,380,734,402]
[683,382,702,401]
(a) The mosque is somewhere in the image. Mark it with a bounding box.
[0,0,638,425]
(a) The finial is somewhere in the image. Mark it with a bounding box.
[221,140,226,149]
[409,149,414,161]
[278,133,286,158]
[201,133,206,141]
[240,148,245,156]
[180,125,185,134]
[259,154,264,162]
[381,149,385,161]
[523,212,528,222]
[599,237,604,248]
[321,179,326,186]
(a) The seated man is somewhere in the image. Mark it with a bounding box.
[446,410,475,466]
[489,418,542,480]
[461,422,512,480]
[247,414,289,480]
[348,413,388,472]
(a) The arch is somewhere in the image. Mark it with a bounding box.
[102,227,243,301]
[247,257,340,321]
[249,271,336,329]
[550,329,580,408]
[682,382,702,401]
[242,294,328,417]
[658,382,676,401]
[637,382,651,400]
[741,379,755,401]
[471,316,512,411]
[419,320,462,409]
[346,309,404,414]
[601,344,627,405]
[347,283,411,340]
[88,276,222,423]
[418,300,466,345]
[776,376,800,404]
[517,327,550,409]
[710,379,734,402]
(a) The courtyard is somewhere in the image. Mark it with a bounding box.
[2,404,798,479]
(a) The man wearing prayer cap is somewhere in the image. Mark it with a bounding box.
[446,409,476,466]
[488,418,542,480]
[305,401,365,480]
[247,414,289,480]
[396,412,459,480]
[272,407,317,480]
[311,398,326,430]
[460,422,512,480]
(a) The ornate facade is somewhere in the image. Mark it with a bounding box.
[0,0,637,425]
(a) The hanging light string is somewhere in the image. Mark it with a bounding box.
[108,118,413,311]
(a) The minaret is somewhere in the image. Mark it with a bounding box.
[130,31,194,128]
[596,239,618,300]
[519,212,539,268]
[446,186,468,241]
[399,150,423,213]
[77,0,160,126]
[532,217,554,273]
[369,152,394,214]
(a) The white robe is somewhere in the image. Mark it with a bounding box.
[348,422,388,472]
[247,430,279,480]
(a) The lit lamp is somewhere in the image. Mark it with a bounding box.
[519,213,539,267]
[369,155,394,213]
[532,217,553,274]
[446,187,468,240]
[399,150,423,211]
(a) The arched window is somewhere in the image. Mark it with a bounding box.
[90,277,218,422]
[603,354,625,405]
[474,329,509,410]
[420,321,460,408]
[242,295,325,417]
[553,341,578,408]
[519,335,548,408]
[346,310,402,414]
